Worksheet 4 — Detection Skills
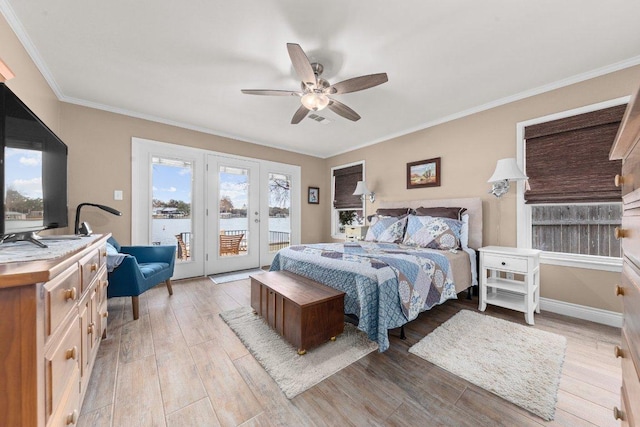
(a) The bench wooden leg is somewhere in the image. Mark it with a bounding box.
[166,279,173,296]
[131,296,139,320]
[297,348,306,355]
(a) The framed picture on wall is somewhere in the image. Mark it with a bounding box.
[407,157,441,189]
[308,187,319,204]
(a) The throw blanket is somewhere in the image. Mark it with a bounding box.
[270,242,457,351]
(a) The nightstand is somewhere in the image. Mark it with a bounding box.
[478,246,541,325]
[345,226,369,242]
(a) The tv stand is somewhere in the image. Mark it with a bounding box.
[0,231,48,248]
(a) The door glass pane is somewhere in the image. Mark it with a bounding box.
[151,157,193,262]
[219,166,248,257]
[268,172,291,253]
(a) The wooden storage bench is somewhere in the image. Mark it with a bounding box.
[250,271,345,355]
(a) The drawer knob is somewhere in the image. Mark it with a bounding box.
[103,311,109,318]
[613,406,624,421]
[66,409,78,425]
[614,227,626,239]
[501,261,506,266]
[88,322,95,335]
[65,346,78,361]
[102,250,107,257]
[90,262,98,272]
[614,345,623,358]
[64,287,77,301]
[614,174,624,187]
[615,285,624,297]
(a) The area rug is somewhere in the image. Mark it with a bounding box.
[408,310,566,421]
[220,306,378,398]
[209,268,265,284]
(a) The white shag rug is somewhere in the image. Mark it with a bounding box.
[409,310,566,421]
[220,306,378,398]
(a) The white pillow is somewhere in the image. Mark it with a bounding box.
[460,213,469,248]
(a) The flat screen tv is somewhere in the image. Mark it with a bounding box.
[0,83,68,247]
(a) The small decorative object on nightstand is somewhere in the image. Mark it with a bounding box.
[478,246,541,325]
[345,226,369,242]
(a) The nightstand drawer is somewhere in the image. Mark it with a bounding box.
[482,253,528,273]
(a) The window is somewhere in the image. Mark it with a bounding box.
[517,100,627,271]
[331,162,365,237]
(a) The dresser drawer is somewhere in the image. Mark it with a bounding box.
[44,265,80,339]
[619,328,639,427]
[621,262,640,366]
[79,249,100,293]
[47,368,80,427]
[45,315,81,420]
[482,253,529,273]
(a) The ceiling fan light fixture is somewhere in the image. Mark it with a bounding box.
[301,92,330,111]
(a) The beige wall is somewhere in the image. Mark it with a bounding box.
[59,103,327,244]
[327,65,640,313]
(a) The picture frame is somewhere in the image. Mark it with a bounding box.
[308,186,319,204]
[407,157,441,189]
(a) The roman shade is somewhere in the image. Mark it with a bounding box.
[333,164,363,209]
[524,104,626,204]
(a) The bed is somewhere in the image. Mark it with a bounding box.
[270,197,483,351]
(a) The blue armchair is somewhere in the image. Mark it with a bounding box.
[106,236,176,320]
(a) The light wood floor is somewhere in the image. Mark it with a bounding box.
[78,277,622,427]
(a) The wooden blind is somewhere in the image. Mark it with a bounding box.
[333,164,363,209]
[524,104,626,204]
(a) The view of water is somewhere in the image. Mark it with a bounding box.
[151,217,290,245]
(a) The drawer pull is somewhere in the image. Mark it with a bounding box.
[614,345,623,358]
[613,406,624,421]
[90,263,98,272]
[501,261,506,266]
[103,311,109,318]
[101,250,107,257]
[614,174,624,187]
[64,287,77,301]
[88,322,95,335]
[615,285,624,297]
[66,409,78,425]
[614,227,626,239]
[65,346,78,361]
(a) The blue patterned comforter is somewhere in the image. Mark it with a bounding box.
[269,241,459,351]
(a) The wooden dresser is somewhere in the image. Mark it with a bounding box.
[0,234,110,427]
[610,84,640,427]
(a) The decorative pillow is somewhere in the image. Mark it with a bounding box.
[413,206,467,220]
[367,207,411,222]
[364,215,408,243]
[403,215,463,250]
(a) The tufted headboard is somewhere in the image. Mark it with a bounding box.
[379,197,483,249]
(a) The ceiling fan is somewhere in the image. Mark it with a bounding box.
[241,43,388,124]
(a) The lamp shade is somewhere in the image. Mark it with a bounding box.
[353,180,370,196]
[487,158,528,183]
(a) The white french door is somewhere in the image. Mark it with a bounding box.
[133,138,300,279]
[206,156,260,274]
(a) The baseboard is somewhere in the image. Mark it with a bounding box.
[539,297,622,328]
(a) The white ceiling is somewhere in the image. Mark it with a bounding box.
[2,1,640,158]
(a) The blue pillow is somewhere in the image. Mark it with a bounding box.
[403,215,462,250]
[364,215,408,243]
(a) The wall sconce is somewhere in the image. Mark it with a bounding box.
[488,158,528,197]
[353,180,375,203]
[74,203,122,235]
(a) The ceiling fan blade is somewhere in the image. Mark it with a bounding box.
[241,89,301,96]
[287,43,316,88]
[291,105,309,124]
[328,99,361,121]
[329,73,388,95]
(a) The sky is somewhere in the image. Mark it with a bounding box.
[4,147,43,199]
